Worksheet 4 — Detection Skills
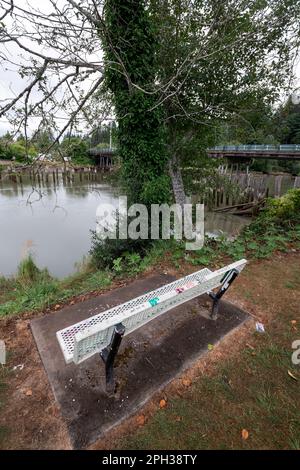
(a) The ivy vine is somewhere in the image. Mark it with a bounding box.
[103,0,170,206]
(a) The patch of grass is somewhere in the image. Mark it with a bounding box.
[285,281,296,290]
[0,264,112,317]
[118,321,300,449]
[17,255,42,284]
[0,278,61,316]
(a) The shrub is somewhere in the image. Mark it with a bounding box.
[90,231,151,270]
[265,189,300,222]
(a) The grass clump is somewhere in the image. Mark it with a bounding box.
[17,254,51,287]
[90,230,151,270]
[0,256,112,317]
[17,255,41,283]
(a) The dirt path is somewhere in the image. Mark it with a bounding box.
[0,251,299,449]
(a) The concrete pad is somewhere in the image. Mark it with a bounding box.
[30,273,249,449]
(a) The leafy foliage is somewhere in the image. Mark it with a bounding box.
[90,230,150,270]
[191,189,300,264]
[260,189,300,224]
[149,0,300,195]
[61,136,91,165]
[103,0,170,206]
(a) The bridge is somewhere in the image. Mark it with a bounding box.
[87,144,300,168]
[87,147,116,169]
[207,144,300,161]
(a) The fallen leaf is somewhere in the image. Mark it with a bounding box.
[241,429,249,440]
[288,370,298,381]
[54,304,61,310]
[25,389,32,396]
[175,416,182,422]
[159,399,167,408]
[182,379,191,387]
[208,344,214,351]
[136,415,145,426]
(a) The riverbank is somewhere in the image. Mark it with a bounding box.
[0,190,299,448]
[1,187,300,317]
[0,160,96,173]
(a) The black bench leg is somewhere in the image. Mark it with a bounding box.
[209,269,239,320]
[100,323,125,394]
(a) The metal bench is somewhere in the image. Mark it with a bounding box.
[57,259,247,392]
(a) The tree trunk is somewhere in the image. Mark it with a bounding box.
[168,154,186,208]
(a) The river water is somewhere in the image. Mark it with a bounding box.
[0,171,251,278]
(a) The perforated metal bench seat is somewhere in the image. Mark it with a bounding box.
[57,259,247,366]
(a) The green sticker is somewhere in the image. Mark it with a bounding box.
[149,297,159,307]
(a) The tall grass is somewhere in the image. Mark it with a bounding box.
[0,256,112,317]
[17,255,42,284]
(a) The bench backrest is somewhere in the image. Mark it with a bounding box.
[57,259,247,364]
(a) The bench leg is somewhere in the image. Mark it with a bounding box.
[100,323,125,394]
[209,269,239,320]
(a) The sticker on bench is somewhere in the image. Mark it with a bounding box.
[149,297,159,307]
[176,280,198,294]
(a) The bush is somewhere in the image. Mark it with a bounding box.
[90,231,151,270]
[61,137,92,165]
[0,143,10,160]
[2,142,37,162]
[264,189,300,223]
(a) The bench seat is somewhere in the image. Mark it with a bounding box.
[57,259,247,365]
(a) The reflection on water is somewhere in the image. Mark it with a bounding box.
[205,211,250,240]
[0,171,252,278]
[0,172,119,278]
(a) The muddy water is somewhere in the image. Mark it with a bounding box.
[0,171,250,278]
[0,172,119,278]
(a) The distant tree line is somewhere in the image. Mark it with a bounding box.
[0,122,115,165]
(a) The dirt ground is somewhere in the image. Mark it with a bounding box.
[0,250,299,450]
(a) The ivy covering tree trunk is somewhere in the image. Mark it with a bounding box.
[168,153,186,208]
[103,0,170,206]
